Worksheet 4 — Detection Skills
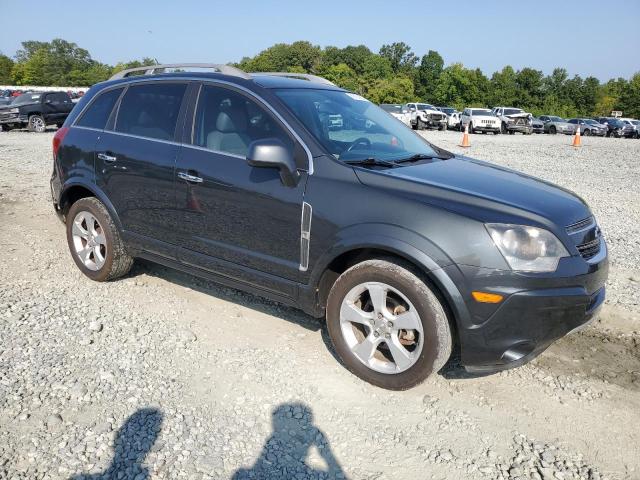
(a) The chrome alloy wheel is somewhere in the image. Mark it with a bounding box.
[29,116,46,132]
[71,211,107,271]
[340,282,424,374]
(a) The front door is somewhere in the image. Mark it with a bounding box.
[94,81,188,255]
[175,83,307,291]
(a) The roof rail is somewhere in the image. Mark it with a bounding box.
[109,63,251,80]
[251,72,336,86]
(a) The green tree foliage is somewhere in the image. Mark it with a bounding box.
[3,38,638,118]
[0,53,14,84]
[416,50,444,102]
[379,42,418,73]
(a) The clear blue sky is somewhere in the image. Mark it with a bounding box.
[1,0,639,81]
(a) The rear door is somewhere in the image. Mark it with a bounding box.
[174,82,307,290]
[94,81,189,256]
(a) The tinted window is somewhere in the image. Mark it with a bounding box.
[116,83,186,141]
[76,88,123,129]
[11,93,42,106]
[46,92,71,104]
[193,85,294,157]
[503,108,523,115]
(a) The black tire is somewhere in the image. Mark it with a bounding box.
[493,130,500,135]
[66,197,133,282]
[0,124,12,132]
[501,122,508,134]
[326,258,453,390]
[411,121,418,130]
[549,125,557,134]
[508,130,515,135]
[28,114,46,133]
[417,118,425,130]
[468,122,474,134]
[583,129,590,136]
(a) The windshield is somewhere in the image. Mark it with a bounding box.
[440,107,455,114]
[609,119,623,127]
[11,93,41,106]
[548,116,564,122]
[275,89,439,162]
[379,104,403,114]
[416,104,435,111]
[471,109,492,116]
[584,119,598,125]
[503,108,524,115]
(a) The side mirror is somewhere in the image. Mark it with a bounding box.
[247,139,300,188]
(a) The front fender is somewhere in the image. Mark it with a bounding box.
[307,223,472,326]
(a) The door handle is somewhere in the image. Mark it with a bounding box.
[97,152,117,163]
[177,171,203,183]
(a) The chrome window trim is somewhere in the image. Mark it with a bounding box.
[91,75,314,174]
[181,142,245,160]
[95,129,182,146]
[71,125,103,133]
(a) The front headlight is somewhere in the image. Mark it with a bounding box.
[8,108,19,114]
[486,224,569,272]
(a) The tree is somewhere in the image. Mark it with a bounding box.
[317,63,360,92]
[416,50,444,102]
[488,66,517,107]
[0,53,13,84]
[366,76,415,104]
[618,72,640,118]
[515,67,544,109]
[379,42,418,73]
[238,41,321,73]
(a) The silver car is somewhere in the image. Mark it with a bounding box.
[567,118,607,137]
[539,115,575,135]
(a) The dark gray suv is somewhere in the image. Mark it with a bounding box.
[50,64,608,390]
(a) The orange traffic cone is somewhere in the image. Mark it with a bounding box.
[460,123,471,148]
[572,124,581,147]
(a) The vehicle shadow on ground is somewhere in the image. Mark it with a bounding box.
[133,260,492,382]
[233,402,346,480]
[69,407,163,480]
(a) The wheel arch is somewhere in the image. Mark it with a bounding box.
[308,228,470,339]
[59,181,123,230]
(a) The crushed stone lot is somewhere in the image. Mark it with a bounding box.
[0,129,639,480]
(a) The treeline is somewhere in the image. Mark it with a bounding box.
[1,39,639,117]
[0,39,156,88]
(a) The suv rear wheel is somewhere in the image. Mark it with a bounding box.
[66,198,133,281]
[326,258,452,390]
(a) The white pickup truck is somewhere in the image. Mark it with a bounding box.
[405,103,447,131]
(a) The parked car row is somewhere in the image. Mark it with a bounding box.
[376,102,640,139]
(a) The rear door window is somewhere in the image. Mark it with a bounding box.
[46,92,72,104]
[76,88,123,130]
[115,83,187,141]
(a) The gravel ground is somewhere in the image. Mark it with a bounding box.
[1,129,639,480]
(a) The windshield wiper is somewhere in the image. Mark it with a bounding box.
[343,157,398,168]
[395,153,444,163]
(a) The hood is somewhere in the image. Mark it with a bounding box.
[354,157,589,227]
[504,112,531,119]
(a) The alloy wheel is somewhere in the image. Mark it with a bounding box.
[30,116,46,133]
[339,282,424,374]
[71,211,107,271]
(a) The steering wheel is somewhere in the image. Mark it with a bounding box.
[346,137,372,152]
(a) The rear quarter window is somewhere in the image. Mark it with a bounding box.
[76,88,123,130]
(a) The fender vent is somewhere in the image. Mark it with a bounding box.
[299,202,312,272]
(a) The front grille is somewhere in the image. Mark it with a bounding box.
[566,216,601,260]
[577,238,600,260]
[566,216,594,233]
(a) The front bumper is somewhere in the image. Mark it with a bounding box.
[505,123,533,134]
[0,113,26,125]
[442,239,608,373]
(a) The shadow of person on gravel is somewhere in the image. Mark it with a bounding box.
[233,402,346,480]
[70,407,163,480]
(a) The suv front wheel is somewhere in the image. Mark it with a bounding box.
[66,197,133,281]
[326,258,452,390]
